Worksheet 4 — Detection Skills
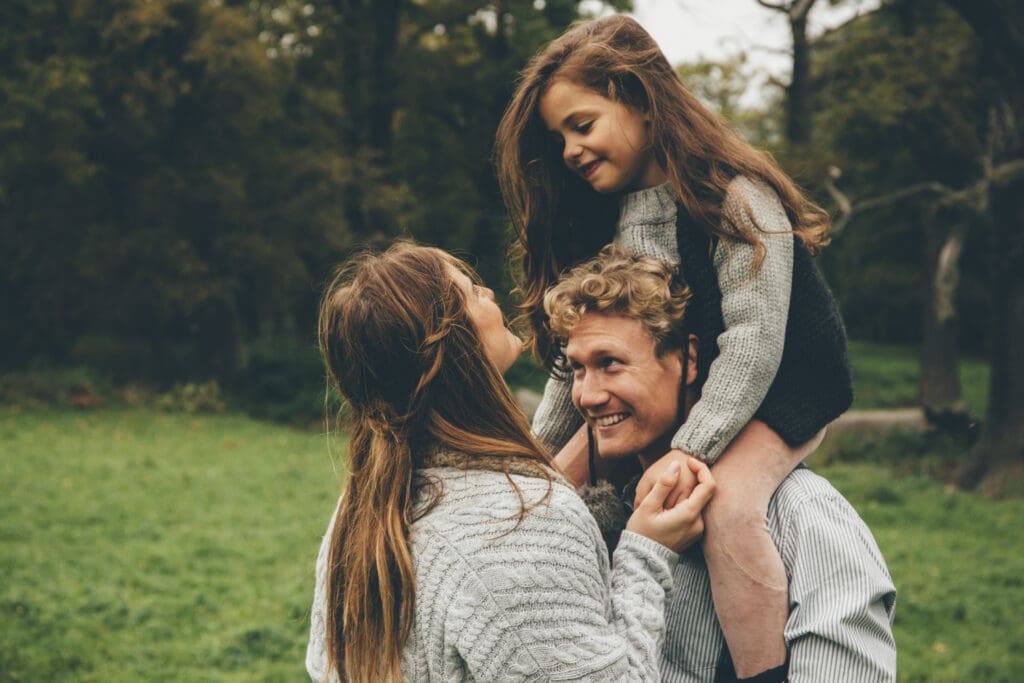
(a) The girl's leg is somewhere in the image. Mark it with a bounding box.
[702,420,824,679]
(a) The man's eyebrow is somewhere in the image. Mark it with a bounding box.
[565,345,620,363]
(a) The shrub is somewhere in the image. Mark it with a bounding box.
[156,381,227,414]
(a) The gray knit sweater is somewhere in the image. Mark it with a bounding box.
[532,177,794,463]
[305,458,678,681]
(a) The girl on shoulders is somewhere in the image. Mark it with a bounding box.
[495,15,852,681]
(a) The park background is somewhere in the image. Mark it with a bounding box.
[2,0,1022,680]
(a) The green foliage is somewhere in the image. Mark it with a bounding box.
[676,55,783,147]
[812,5,993,348]
[233,336,326,424]
[0,367,111,411]
[2,409,1022,681]
[155,381,226,414]
[0,0,635,385]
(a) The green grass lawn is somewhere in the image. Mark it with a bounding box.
[2,407,1022,681]
[847,340,990,415]
[1,409,341,682]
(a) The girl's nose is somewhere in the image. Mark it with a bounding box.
[563,140,582,166]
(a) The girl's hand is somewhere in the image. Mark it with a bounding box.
[625,458,715,553]
[633,449,697,509]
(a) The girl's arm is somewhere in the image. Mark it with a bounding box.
[672,177,794,463]
[532,370,584,455]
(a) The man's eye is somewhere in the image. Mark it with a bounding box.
[601,357,622,368]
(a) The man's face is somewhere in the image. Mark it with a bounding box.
[565,312,684,461]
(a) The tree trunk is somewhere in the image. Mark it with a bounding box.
[919,214,964,416]
[960,175,1024,489]
[786,11,812,146]
[367,0,400,155]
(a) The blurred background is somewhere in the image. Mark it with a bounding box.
[2,1,1022,681]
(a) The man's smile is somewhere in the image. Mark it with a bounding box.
[592,412,629,427]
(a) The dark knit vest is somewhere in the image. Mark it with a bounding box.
[675,211,854,447]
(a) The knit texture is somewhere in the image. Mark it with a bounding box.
[305,462,678,682]
[533,177,808,462]
[674,184,853,449]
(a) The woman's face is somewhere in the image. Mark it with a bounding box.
[448,266,524,374]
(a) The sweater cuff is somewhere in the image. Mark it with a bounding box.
[617,530,680,569]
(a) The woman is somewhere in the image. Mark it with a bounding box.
[305,242,714,682]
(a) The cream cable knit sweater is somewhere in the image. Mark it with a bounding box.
[306,465,678,681]
[532,177,794,463]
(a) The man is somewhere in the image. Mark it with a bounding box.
[542,246,897,682]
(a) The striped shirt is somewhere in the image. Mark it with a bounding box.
[663,467,897,682]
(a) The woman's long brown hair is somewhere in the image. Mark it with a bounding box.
[494,14,831,367]
[317,242,552,681]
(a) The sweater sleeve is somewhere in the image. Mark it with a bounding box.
[531,370,584,455]
[441,494,677,681]
[671,178,793,463]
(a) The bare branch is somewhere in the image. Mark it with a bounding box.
[791,0,817,23]
[825,158,1024,240]
[823,166,852,237]
[991,158,1024,188]
[754,0,790,13]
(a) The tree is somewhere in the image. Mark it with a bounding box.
[755,0,819,146]
[813,3,992,426]
[941,0,1024,489]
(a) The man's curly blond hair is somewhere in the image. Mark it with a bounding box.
[543,244,691,357]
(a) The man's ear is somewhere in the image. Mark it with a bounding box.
[685,334,699,386]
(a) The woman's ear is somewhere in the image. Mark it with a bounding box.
[685,334,699,386]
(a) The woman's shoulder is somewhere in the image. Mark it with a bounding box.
[413,466,598,554]
[418,465,589,523]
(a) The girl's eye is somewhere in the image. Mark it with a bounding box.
[575,121,592,134]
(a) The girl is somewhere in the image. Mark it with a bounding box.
[494,15,852,681]
[305,242,715,682]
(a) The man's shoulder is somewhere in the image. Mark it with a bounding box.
[772,466,842,504]
[768,466,862,532]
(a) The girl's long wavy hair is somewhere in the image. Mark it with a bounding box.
[317,242,552,682]
[494,14,831,367]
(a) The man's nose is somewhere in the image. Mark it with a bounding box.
[576,373,609,409]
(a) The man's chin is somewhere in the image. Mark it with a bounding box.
[593,435,638,461]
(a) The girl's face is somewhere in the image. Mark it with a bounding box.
[539,79,666,194]
[448,266,524,374]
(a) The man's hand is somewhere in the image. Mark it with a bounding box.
[633,448,698,509]
[625,458,715,553]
